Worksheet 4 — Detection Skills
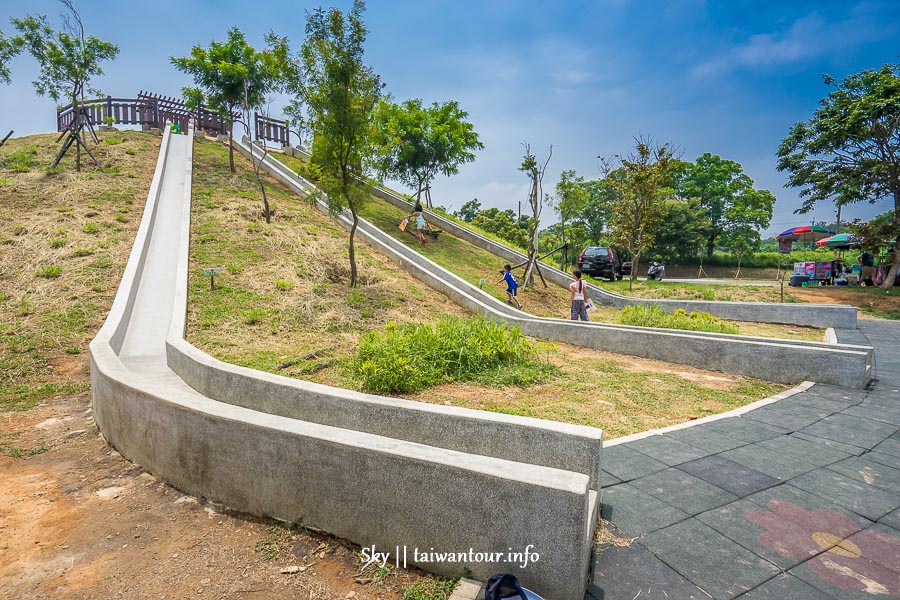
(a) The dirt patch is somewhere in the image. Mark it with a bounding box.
[0,392,442,599]
[791,286,900,319]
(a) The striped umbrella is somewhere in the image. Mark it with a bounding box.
[775,225,835,242]
[815,233,862,248]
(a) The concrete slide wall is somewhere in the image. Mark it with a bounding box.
[90,130,602,599]
[369,186,858,330]
[243,142,872,388]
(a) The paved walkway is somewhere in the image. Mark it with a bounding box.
[589,319,900,599]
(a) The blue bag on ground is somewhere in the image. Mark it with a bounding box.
[484,573,544,599]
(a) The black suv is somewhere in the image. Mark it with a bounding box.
[578,246,622,281]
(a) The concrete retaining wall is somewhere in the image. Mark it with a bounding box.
[248,143,873,388]
[370,186,858,329]
[90,130,600,599]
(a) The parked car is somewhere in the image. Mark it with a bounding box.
[578,246,622,281]
[620,261,633,277]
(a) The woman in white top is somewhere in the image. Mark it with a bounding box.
[569,269,590,321]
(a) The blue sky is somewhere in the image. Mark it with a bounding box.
[2,0,898,236]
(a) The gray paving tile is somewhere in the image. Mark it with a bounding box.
[738,573,838,599]
[641,518,781,599]
[840,404,900,426]
[631,467,737,515]
[678,455,779,497]
[721,444,819,481]
[742,407,822,431]
[799,414,897,450]
[666,425,748,454]
[600,470,622,489]
[845,523,900,576]
[629,435,710,466]
[789,557,900,600]
[701,418,789,443]
[825,456,900,495]
[744,484,872,532]
[867,451,900,470]
[696,499,825,570]
[602,444,669,482]
[590,543,708,600]
[880,507,900,530]
[785,394,861,413]
[792,432,867,456]
[790,468,900,521]
[600,483,688,537]
[764,401,835,420]
[874,437,900,458]
[757,435,852,468]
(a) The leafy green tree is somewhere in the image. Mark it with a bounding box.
[372,98,483,208]
[549,169,588,270]
[299,0,382,287]
[11,0,119,170]
[0,30,21,84]
[647,198,707,263]
[721,224,761,278]
[778,63,900,288]
[575,179,613,246]
[171,28,283,177]
[454,198,482,222]
[602,138,677,289]
[679,153,774,257]
[471,208,530,249]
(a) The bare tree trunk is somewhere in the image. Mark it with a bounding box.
[228,127,236,173]
[349,211,359,287]
[74,98,81,172]
[735,255,742,279]
[560,219,567,272]
[630,252,640,292]
[253,145,271,223]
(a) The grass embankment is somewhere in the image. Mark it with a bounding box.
[196,146,787,438]
[0,132,160,411]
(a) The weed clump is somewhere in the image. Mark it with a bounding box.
[619,305,739,334]
[402,577,458,600]
[355,315,556,394]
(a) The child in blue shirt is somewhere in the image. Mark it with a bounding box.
[495,264,523,310]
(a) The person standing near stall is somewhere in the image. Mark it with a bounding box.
[858,251,876,286]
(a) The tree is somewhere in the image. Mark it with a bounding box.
[372,98,483,208]
[11,0,119,171]
[721,224,761,278]
[602,137,677,290]
[778,63,900,289]
[454,198,481,222]
[519,143,552,287]
[647,198,707,263]
[169,27,277,176]
[575,179,613,246]
[471,207,530,248]
[679,153,774,257]
[299,0,381,288]
[550,169,588,271]
[0,30,22,84]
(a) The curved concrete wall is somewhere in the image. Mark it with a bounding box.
[90,130,600,600]
[244,142,872,388]
[369,185,857,329]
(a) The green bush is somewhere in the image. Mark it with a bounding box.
[36,265,63,279]
[355,315,556,394]
[681,249,837,269]
[619,305,739,334]
[402,577,458,600]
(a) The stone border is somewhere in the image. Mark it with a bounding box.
[243,142,872,388]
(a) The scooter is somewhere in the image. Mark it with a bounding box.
[647,261,665,281]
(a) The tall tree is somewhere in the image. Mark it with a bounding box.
[372,98,483,208]
[0,30,21,84]
[679,153,774,256]
[171,28,281,176]
[602,137,677,290]
[778,63,900,289]
[519,143,552,287]
[549,169,587,271]
[453,198,482,222]
[299,0,381,288]
[721,224,761,279]
[647,198,707,263]
[11,0,119,171]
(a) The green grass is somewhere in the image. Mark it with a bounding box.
[619,305,740,334]
[402,577,458,600]
[0,382,90,412]
[36,265,63,278]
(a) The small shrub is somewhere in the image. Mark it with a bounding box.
[103,136,123,145]
[6,147,38,172]
[354,315,557,394]
[18,298,35,316]
[618,305,739,334]
[274,279,293,291]
[83,222,100,234]
[225,263,241,275]
[65,346,81,355]
[242,309,267,325]
[347,290,365,306]
[402,577,458,600]
[73,247,95,257]
[125,148,137,156]
[49,237,68,249]
[37,265,63,279]
[115,213,128,223]
[102,166,121,174]
[198,234,216,243]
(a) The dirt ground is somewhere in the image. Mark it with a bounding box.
[0,388,435,600]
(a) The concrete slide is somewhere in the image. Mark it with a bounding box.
[238,140,874,389]
[91,128,603,600]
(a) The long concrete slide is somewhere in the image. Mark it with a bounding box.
[90,128,603,600]
[368,183,858,330]
[240,141,873,388]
